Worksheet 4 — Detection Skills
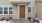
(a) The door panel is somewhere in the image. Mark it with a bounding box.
[20,5,25,18]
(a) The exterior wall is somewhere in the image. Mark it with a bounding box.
[28,0,36,18]
[0,0,36,19]
[0,0,11,5]
[36,0,42,1]
[0,1,12,18]
[0,15,12,17]
[25,5,28,19]
[12,6,18,19]
[28,13,36,18]
[28,0,35,6]
[2,0,42,19]
[12,5,28,19]
[36,2,42,19]
[36,0,40,1]
[12,0,36,19]
[12,3,36,19]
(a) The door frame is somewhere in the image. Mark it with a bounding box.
[18,4,27,19]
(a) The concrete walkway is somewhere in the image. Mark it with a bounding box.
[12,18,30,23]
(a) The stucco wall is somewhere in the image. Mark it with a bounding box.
[0,15,12,17]
[11,0,36,19]
[28,13,36,18]
[28,0,36,18]
[36,2,42,19]
[0,0,36,19]
[12,6,19,19]
[0,0,11,5]
[0,1,12,18]
[12,5,28,19]
[12,4,36,19]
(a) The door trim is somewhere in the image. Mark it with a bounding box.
[18,4,27,19]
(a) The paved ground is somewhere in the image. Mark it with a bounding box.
[12,18,31,23]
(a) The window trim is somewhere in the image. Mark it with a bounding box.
[28,6,36,13]
[0,5,13,15]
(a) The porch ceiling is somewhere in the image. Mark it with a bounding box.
[11,2,31,5]
[9,0,32,2]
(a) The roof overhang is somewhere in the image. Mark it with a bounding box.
[9,0,32,2]
[10,2,31,6]
[9,0,32,5]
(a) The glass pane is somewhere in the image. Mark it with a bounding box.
[28,7,31,12]
[9,7,12,10]
[0,11,2,14]
[4,11,8,14]
[0,7,2,10]
[32,7,35,12]
[9,11,12,14]
[4,7,8,10]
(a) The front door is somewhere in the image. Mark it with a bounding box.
[20,5,25,18]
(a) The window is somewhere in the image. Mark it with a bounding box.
[9,6,12,10]
[0,7,2,14]
[28,6,36,13]
[4,7,8,14]
[0,11,2,14]
[9,11,12,14]
[31,7,35,13]
[4,7,8,11]
[28,7,31,12]
[9,6,12,14]
[4,11,8,14]
[0,7,2,10]
[0,5,12,14]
